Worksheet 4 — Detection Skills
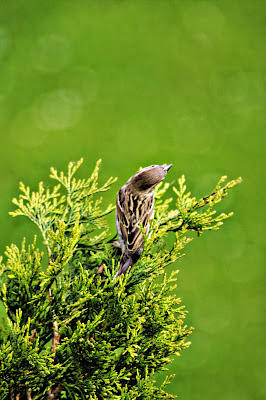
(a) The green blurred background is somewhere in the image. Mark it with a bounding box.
[0,1,264,399]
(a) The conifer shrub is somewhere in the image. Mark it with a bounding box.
[0,159,241,399]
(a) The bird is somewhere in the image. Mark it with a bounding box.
[113,163,172,280]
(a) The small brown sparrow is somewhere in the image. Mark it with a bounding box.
[113,164,172,280]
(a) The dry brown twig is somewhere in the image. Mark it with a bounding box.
[26,389,32,400]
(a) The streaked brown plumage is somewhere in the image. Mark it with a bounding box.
[114,164,172,280]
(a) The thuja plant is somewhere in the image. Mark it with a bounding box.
[0,159,241,400]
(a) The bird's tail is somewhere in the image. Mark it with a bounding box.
[113,252,140,280]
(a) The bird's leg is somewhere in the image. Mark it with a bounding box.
[112,241,122,252]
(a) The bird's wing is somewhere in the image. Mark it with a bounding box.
[116,188,154,254]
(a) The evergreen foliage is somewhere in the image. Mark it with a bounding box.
[0,159,241,399]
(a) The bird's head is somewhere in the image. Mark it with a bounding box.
[128,164,172,193]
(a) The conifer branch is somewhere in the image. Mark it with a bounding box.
[9,387,14,400]
[0,160,241,399]
[46,289,62,399]
[49,288,60,354]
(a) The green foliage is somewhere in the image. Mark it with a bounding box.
[0,160,241,399]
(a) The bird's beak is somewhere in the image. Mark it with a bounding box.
[163,164,173,171]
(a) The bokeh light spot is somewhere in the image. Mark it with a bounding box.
[33,89,83,131]
[59,66,99,103]
[224,242,263,283]
[0,62,15,99]
[173,112,215,154]
[183,2,225,40]
[0,26,10,58]
[193,291,231,333]
[32,34,72,73]
[9,108,48,149]
[212,71,258,114]
[222,392,252,400]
